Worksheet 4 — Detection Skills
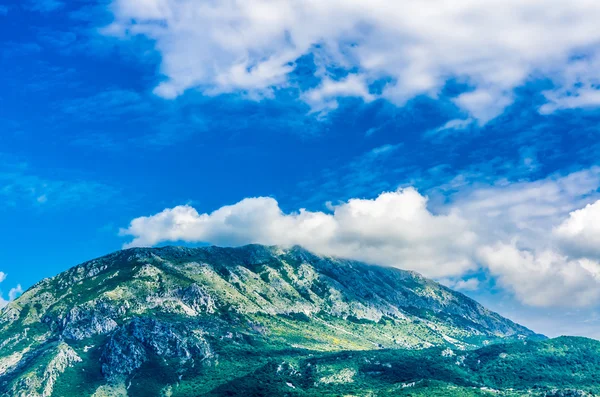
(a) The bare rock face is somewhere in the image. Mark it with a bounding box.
[60,301,123,340]
[101,317,212,381]
[172,284,217,314]
[10,343,81,397]
[544,391,594,397]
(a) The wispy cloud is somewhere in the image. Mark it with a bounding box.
[0,155,117,209]
[26,0,65,13]
[57,88,322,149]
[296,143,404,206]
[106,0,600,122]
[425,118,475,139]
[60,90,152,122]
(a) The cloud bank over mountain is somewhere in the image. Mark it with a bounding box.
[122,168,600,308]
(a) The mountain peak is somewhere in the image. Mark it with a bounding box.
[1,245,542,396]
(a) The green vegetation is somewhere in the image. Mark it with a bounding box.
[188,337,600,396]
[0,245,579,397]
[46,336,600,396]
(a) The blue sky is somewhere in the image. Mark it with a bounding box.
[3,0,600,337]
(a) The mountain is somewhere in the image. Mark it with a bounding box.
[0,244,558,396]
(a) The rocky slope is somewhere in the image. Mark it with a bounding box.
[0,245,542,396]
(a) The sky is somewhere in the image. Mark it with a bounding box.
[2,0,600,338]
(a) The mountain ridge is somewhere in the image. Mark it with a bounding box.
[1,244,545,396]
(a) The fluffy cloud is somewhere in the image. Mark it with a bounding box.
[554,200,600,259]
[122,188,476,278]
[478,244,600,307]
[8,285,23,301]
[450,168,600,245]
[451,168,600,307]
[122,168,600,308]
[107,0,600,121]
[302,74,375,114]
[439,277,480,292]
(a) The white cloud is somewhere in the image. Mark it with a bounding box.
[440,277,480,292]
[107,0,600,122]
[452,89,513,125]
[453,278,480,291]
[0,274,22,309]
[478,244,600,307]
[449,168,600,246]
[121,168,600,308]
[121,188,476,278]
[8,285,23,301]
[452,169,600,307]
[302,74,375,113]
[554,200,600,259]
[540,54,600,114]
[434,118,474,133]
